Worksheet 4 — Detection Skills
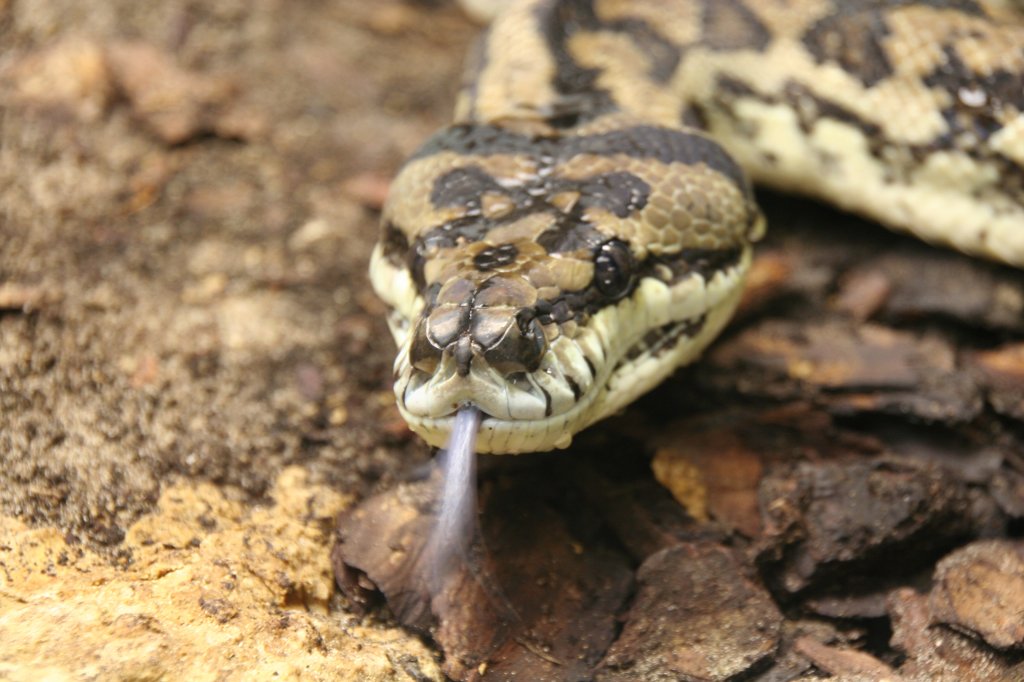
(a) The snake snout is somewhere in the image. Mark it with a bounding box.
[409,304,548,379]
[407,272,550,380]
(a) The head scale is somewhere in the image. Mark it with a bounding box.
[370,118,762,453]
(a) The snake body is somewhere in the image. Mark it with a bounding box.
[370,0,1024,454]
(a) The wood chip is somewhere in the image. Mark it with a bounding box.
[968,343,1024,421]
[708,320,982,423]
[597,542,782,682]
[929,540,1024,650]
[758,458,973,594]
[652,419,764,537]
[793,636,902,680]
[334,455,633,681]
[889,588,1021,680]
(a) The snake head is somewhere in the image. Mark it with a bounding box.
[370,120,762,453]
[408,271,548,379]
[387,236,604,444]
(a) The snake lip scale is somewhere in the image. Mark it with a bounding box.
[371,0,1024,454]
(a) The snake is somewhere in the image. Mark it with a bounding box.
[369,0,1024,455]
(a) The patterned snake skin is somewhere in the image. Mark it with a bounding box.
[370,0,1024,454]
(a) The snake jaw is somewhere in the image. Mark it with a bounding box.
[396,326,589,423]
[379,246,752,454]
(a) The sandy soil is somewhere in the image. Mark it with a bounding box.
[1,0,475,678]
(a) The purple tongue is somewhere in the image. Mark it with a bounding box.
[427,405,482,587]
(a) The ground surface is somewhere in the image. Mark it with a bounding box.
[1,1,1023,681]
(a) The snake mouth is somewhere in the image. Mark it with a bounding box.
[407,311,704,411]
[404,314,703,420]
[395,356,606,453]
[394,312,727,453]
[397,328,598,424]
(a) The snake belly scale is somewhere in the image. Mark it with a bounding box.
[370,0,1024,454]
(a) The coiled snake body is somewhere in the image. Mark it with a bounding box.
[371,0,1024,454]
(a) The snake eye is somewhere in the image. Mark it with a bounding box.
[594,239,635,299]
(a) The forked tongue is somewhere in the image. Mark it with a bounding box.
[422,406,519,634]
[426,405,482,589]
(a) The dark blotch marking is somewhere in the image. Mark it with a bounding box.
[924,46,1024,146]
[827,0,983,12]
[409,217,495,290]
[405,123,752,302]
[646,247,744,285]
[565,375,583,400]
[537,0,617,119]
[595,14,682,83]
[783,81,883,138]
[473,243,519,271]
[700,75,760,141]
[549,111,585,129]
[413,124,748,196]
[564,126,750,194]
[623,315,707,362]
[802,5,895,88]
[536,213,607,254]
[416,134,672,270]
[803,48,1021,203]
[409,125,539,162]
[701,0,771,52]
[714,75,758,99]
[408,250,429,291]
[710,70,1023,203]
[576,172,651,218]
[915,44,1024,202]
[801,0,985,88]
[681,105,709,131]
[536,0,685,113]
[431,166,503,211]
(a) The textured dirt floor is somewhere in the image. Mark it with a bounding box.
[2,1,1023,681]
[1,0,474,678]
